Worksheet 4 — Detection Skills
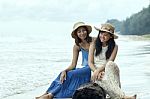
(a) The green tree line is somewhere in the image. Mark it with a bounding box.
[107,5,150,35]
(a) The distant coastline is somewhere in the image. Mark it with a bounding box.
[142,34,150,39]
[120,34,150,41]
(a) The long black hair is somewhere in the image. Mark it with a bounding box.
[74,26,92,46]
[95,31,116,59]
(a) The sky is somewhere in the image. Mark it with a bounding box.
[0,0,149,22]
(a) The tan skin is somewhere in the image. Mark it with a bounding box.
[36,27,93,99]
[88,31,136,99]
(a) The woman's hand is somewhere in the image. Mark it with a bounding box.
[60,70,67,84]
[92,69,104,81]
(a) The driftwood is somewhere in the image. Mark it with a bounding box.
[72,82,106,99]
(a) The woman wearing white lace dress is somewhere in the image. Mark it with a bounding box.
[88,23,136,99]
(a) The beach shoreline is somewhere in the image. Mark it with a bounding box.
[2,85,48,99]
[2,85,72,99]
[3,84,150,99]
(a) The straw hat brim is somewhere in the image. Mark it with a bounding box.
[72,25,92,38]
[94,26,118,39]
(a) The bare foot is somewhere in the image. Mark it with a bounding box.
[123,94,137,99]
[35,93,47,99]
[35,96,42,99]
[38,93,53,99]
[35,97,39,99]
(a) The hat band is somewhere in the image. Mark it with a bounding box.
[101,27,114,33]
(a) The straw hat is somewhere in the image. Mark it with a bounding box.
[94,23,118,39]
[71,22,92,38]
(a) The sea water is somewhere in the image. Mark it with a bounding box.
[0,21,150,98]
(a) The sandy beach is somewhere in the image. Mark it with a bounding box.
[3,85,48,99]
[3,84,150,99]
[3,85,72,99]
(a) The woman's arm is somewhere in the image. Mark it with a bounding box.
[89,41,104,81]
[88,41,97,72]
[108,44,118,61]
[88,40,105,72]
[96,44,118,72]
[63,44,80,72]
[60,44,80,83]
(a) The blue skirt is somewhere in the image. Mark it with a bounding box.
[46,66,91,98]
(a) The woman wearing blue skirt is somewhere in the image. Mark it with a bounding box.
[36,22,94,99]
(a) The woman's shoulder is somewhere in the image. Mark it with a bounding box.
[73,44,80,51]
[114,44,118,50]
[115,44,118,48]
[92,37,97,42]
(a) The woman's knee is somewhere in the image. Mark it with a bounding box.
[106,61,119,71]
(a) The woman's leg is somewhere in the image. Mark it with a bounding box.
[98,61,125,98]
[96,61,136,99]
[104,61,121,87]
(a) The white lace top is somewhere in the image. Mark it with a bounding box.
[94,46,108,68]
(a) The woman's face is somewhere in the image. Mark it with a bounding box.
[76,27,87,40]
[99,31,112,42]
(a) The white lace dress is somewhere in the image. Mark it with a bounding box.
[94,46,125,99]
